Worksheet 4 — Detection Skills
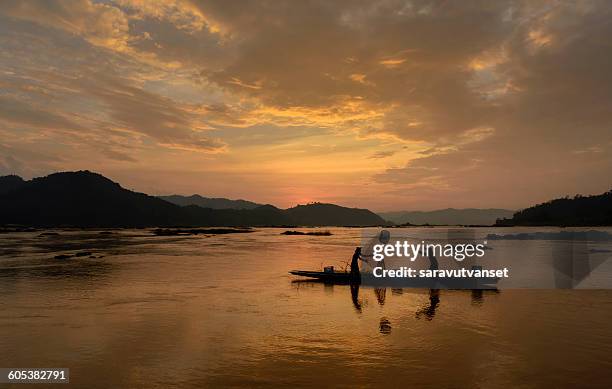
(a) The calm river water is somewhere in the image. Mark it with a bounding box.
[1,227,612,388]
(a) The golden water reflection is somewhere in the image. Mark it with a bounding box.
[1,228,612,388]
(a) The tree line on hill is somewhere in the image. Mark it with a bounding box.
[0,171,387,228]
[1,171,609,228]
[495,191,612,226]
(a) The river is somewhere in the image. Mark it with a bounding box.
[1,227,611,388]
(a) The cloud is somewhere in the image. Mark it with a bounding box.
[0,0,130,51]
[74,74,227,152]
[112,0,213,33]
[0,143,66,178]
[1,0,611,209]
[379,58,406,68]
[369,150,397,159]
[0,95,83,131]
[0,11,227,155]
[192,0,513,147]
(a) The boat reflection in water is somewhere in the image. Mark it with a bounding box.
[292,277,498,334]
[290,246,501,289]
[290,243,499,333]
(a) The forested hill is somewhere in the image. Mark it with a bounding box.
[379,208,514,226]
[158,194,261,210]
[495,191,612,226]
[0,171,387,227]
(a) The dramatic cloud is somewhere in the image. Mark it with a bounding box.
[0,0,131,51]
[0,0,610,209]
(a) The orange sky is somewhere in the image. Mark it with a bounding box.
[0,1,611,211]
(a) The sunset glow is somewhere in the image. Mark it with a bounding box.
[1,1,610,211]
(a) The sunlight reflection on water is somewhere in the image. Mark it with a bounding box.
[1,227,612,388]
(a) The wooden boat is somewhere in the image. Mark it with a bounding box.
[289,270,355,284]
[289,270,499,289]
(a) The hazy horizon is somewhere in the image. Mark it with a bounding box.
[1,1,611,211]
[7,169,609,213]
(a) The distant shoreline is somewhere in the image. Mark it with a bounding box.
[2,225,611,233]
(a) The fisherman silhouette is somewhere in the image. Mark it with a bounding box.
[350,247,362,283]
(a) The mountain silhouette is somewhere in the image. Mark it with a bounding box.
[0,175,25,194]
[495,191,612,226]
[287,203,386,226]
[378,208,515,226]
[0,171,386,227]
[158,194,261,210]
[0,171,183,227]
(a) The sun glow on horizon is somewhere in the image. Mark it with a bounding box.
[1,0,611,210]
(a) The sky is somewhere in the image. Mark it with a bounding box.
[0,0,610,211]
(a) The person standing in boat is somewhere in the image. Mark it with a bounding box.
[350,247,362,283]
